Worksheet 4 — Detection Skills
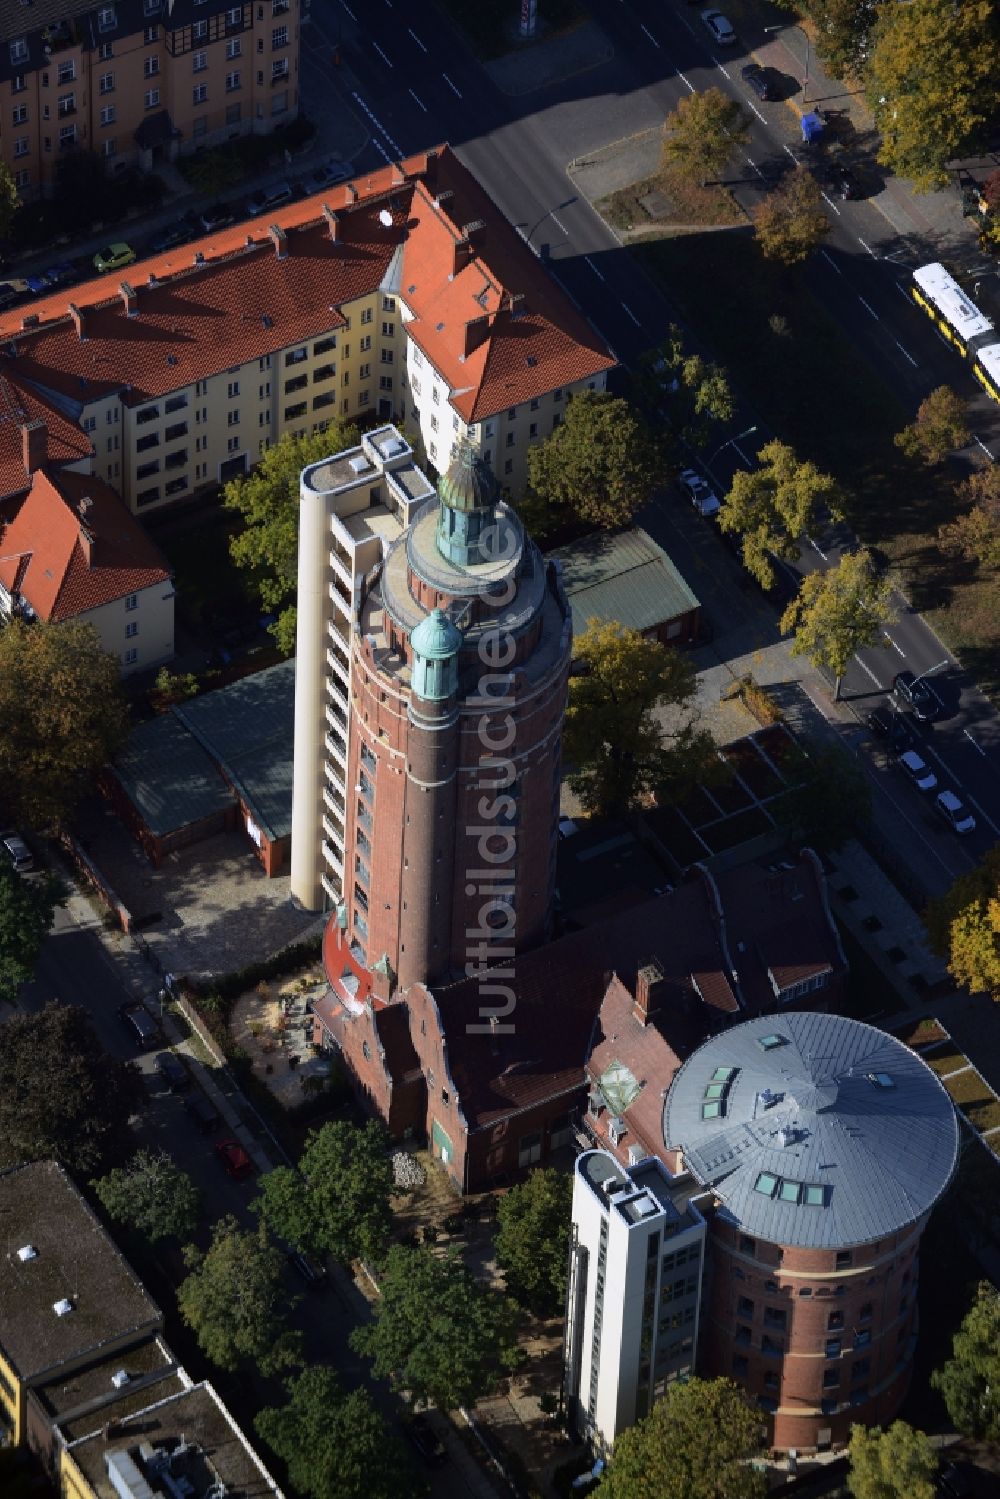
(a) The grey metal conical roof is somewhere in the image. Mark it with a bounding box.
[438,440,499,513]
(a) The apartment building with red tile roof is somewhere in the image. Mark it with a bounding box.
[0,146,615,514]
[0,468,173,672]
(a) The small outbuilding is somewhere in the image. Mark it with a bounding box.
[550,527,701,646]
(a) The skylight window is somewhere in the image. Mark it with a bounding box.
[758,1034,787,1050]
[704,1083,727,1100]
[803,1184,826,1207]
[712,1066,737,1082]
[779,1180,802,1204]
[867,1072,895,1089]
[701,1101,721,1120]
[754,1172,779,1197]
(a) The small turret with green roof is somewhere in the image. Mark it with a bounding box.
[410,606,462,700]
[436,440,504,568]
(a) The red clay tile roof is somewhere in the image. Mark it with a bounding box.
[0,469,170,620]
[0,146,614,420]
[0,373,92,503]
[588,976,686,1157]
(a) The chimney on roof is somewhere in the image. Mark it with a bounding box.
[463,314,490,359]
[20,314,39,331]
[21,418,46,476]
[421,148,439,184]
[463,218,486,245]
[391,164,405,185]
[633,963,665,1027]
[269,223,287,260]
[434,189,454,210]
[452,237,472,278]
[78,522,95,567]
[322,204,342,243]
[119,281,137,317]
[508,292,525,315]
[346,182,358,204]
[68,302,86,340]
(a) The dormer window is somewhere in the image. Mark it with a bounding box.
[98,6,117,31]
[10,39,29,64]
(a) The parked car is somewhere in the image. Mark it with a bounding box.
[403,1413,447,1467]
[24,270,55,294]
[246,181,293,216]
[821,160,861,200]
[92,242,136,274]
[889,712,915,752]
[935,789,976,834]
[2,834,34,873]
[740,64,774,101]
[305,159,353,194]
[184,1091,222,1133]
[897,748,937,793]
[154,1050,190,1091]
[43,259,76,286]
[893,669,943,723]
[678,468,721,517]
[0,281,21,310]
[199,203,236,234]
[118,1000,161,1048]
[149,222,191,253]
[701,9,737,45]
[286,1250,328,1287]
[214,1138,254,1180]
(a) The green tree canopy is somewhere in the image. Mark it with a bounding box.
[938,464,1000,570]
[225,419,359,654]
[252,1119,394,1265]
[867,0,996,191]
[0,620,129,829]
[774,742,872,853]
[780,549,896,699]
[595,1377,766,1499]
[496,1168,572,1317]
[93,1149,201,1245]
[350,1244,520,1410]
[932,1280,1000,1440]
[633,325,734,448]
[0,161,19,241]
[525,391,658,533]
[925,848,1000,999]
[895,386,970,465]
[178,1216,302,1375]
[799,0,884,79]
[255,1366,422,1499]
[564,619,717,818]
[847,1420,937,1499]
[0,1002,143,1177]
[0,860,57,1006]
[752,168,831,267]
[718,439,840,591]
[661,87,750,186]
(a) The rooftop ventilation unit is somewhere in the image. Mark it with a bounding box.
[53,1298,73,1317]
[378,208,393,228]
[111,1369,129,1389]
[348,455,370,475]
[608,1116,625,1147]
[757,1088,778,1110]
[777,1125,797,1149]
[17,1244,37,1262]
[383,436,405,457]
[627,1144,644,1167]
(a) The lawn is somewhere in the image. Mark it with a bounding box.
[965,1097,1000,1135]
[945,1068,995,1111]
[599,168,743,234]
[893,1016,949,1049]
[924,1047,970,1077]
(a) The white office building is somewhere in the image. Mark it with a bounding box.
[563,1150,707,1450]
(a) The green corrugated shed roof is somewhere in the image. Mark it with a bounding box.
[550,527,699,638]
[173,658,295,842]
[112,714,235,838]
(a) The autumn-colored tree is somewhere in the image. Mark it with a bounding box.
[781,549,896,699]
[799,0,883,79]
[925,848,1000,999]
[867,0,995,192]
[895,386,970,465]
[847,1420,937,1499]
[938,464,1000,570]
[0,619,129,829]
[564,619,717,817]
[0,161,18,241]
[981,170,1000,214]
[633,324,734,448]
[525,391,658,533]
[932,1281,1000,1440]
[752,169,831,267]
[661,87,749,186]
[718,439,841,590]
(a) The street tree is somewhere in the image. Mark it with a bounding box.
[895,386,970,465]
[564,620,717,818]
[0,620,129,829]
[0,1002,143,1177]
[925,848,1000,999]
[93,1149,201,1245]
[867,0,995,192]
[633,325,734,448]
[752,168,831,267]
[252,1119,394,1265]
[525,391,658,533]
[595,1376,766,1499]
[496,1168,573,1317]
[350,1244,520,1411]
[0,859,57,1006]
[774,742,871,852]
[661,87,749,187]
[982,170,1000,214]
[932,1281,1000,1440]
[799,0,883,79]
[718,439,841,591]
[255,1366,421,1499]
[178,1216,302,1375]
[780,549,896,699]
[0,161,19,241]
[938,464,1000,571]
[847,1420,937,1499]
[225,419,359,654]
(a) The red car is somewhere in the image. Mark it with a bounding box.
[213,1138,254,1181]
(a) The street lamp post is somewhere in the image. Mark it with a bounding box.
[706,425,759,470]
[764,23,811,105]
[911,658,949,688]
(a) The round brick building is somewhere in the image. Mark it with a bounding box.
[663,1011,959,1451]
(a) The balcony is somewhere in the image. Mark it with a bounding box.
[326,647,350,689]
[321,841,343,877]
[328,547,353,593]
[323,784,345,818]
[324,701,347,733]
[322,813,343,852]
[320,871,340,903]
[326,614,349,648]
[324,731,347,771]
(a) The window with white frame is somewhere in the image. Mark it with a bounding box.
[9,39,29,65]
[143,56,159,78]
[100,105,115,126]
[226,38,242,58]
[225,71,240,91]
[13,137,28,158]
[125,622,138,639]
[192,50,207,71]
[192,84,207,105]
[98,7,117,31]
[57,60,75,84]
[99,71,115,93]
[272,24,289,47]
[144,88,160,109]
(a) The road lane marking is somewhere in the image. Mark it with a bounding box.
[854,656,885,689]
[621,301,642,328]
[807,534,828,560]
[715,62,731,79]
[858,296,879,319]
[350,92,403,157]
[408,87,427,112]
[894,339,918,367]
[973,434,995,460]
[442,71,463,97]
[746,156,764,177]
[372,40,393,67]
[858,237,876,257]
[340,0,357,17]
[966,793,1000,836]
[883,632,905,656]
[640,23,660,46]
[550,213,568,234]
[677,70,696,93]
[820,191,841,216]
[783,144,796,160]
[746,100,766,124]
[963,728,987,757]
[585,255,605,282]
[407,27,427,51]
[820,250,843,276]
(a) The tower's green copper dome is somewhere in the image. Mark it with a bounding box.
[410,607,462,660]
[438,440,500,513]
